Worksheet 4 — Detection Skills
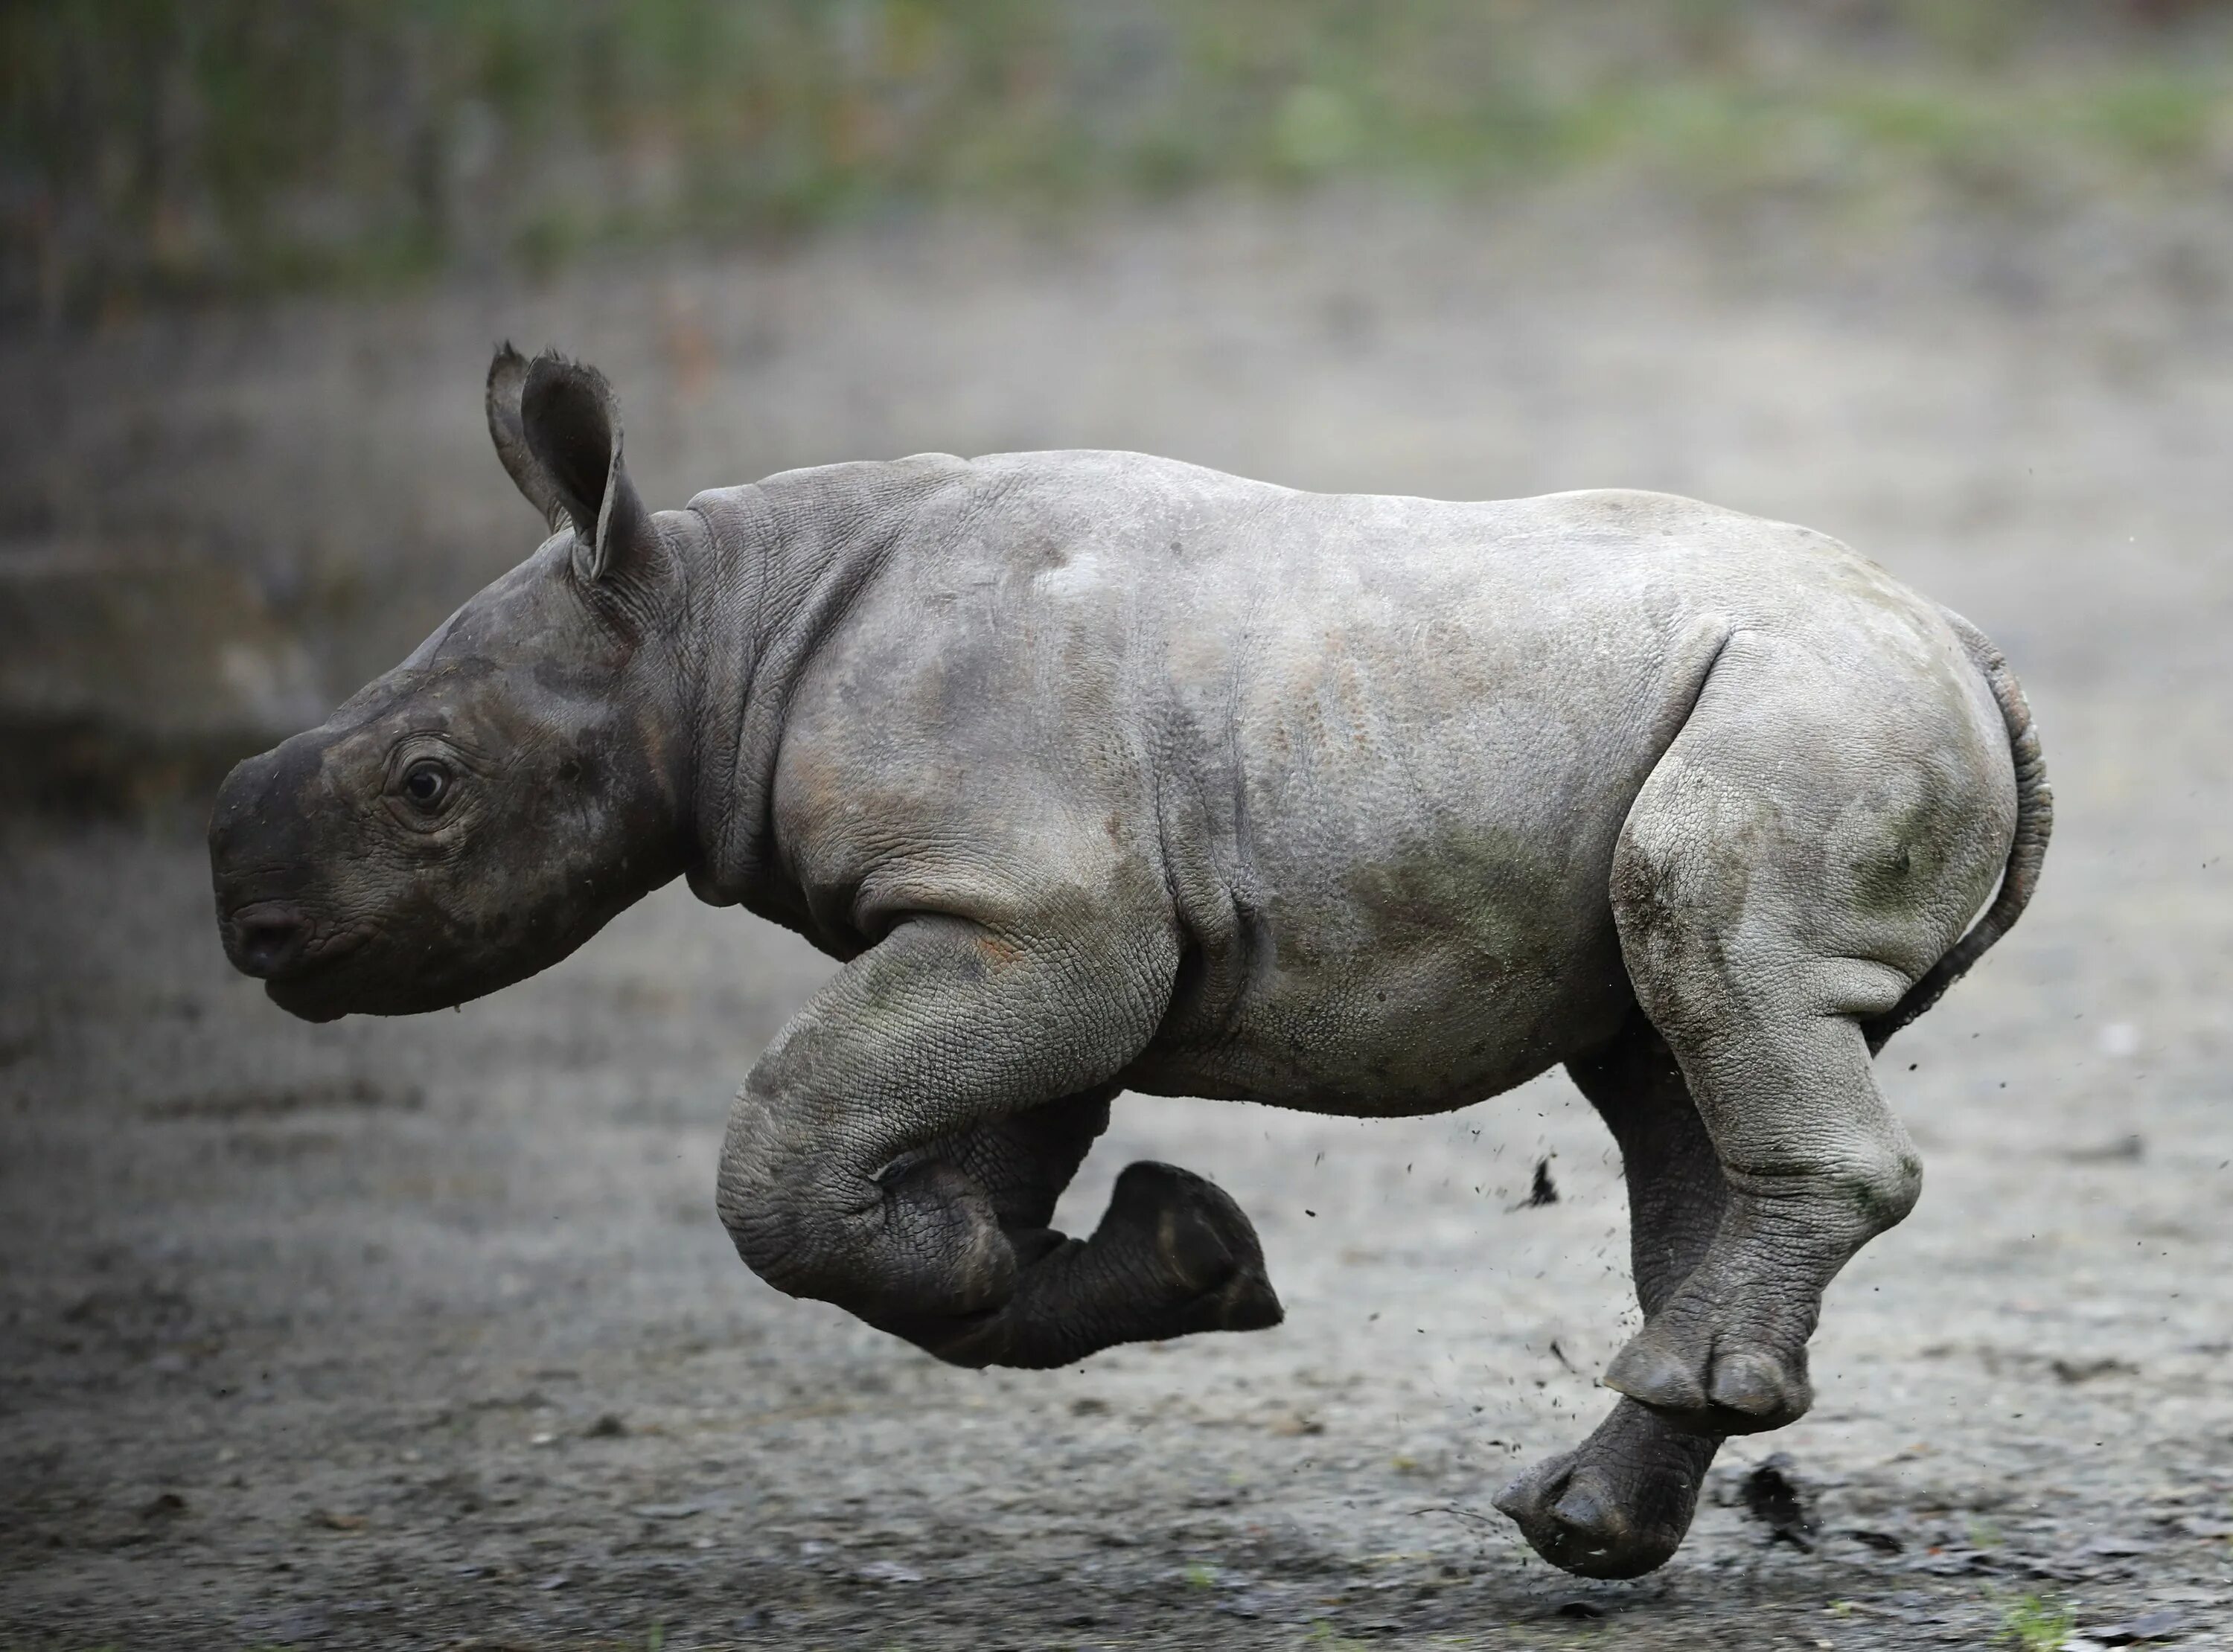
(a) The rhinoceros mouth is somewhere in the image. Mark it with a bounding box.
[261,931,536,1023]
[246,923,379,1020]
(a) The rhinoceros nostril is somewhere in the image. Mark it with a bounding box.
[229,903,311,979]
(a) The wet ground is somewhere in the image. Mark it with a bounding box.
[4,193,2232,1648]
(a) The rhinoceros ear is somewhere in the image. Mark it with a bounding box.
[486,344,569,534]
[502,347,653,583]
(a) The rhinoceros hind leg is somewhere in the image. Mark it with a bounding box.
[1600,941,1921,1435]
[1594,638,1972,1435]
[1498,1011,1728,1576]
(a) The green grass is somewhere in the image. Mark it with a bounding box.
[2001,1591,2079,1651]
[6,0,2232,318]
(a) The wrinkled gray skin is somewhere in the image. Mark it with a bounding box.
[211,348,2049,1581]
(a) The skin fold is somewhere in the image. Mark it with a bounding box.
[208,348,2049,1579]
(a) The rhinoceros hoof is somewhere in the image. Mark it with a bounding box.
[1104,1161,1284,1334]
[1493,1438,1703,1580]
[1193,1259,1285,1335]
[1602,1320,1812,1435]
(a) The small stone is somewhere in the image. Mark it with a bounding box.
[2087,1609,2185,1645]
[2077,1531,2154,1557]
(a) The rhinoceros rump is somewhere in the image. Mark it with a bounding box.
[209,348,2048,1580]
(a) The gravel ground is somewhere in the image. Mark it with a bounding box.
[3,193,2232,1649]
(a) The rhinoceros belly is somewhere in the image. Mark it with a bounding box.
[1125,814,1637,1117]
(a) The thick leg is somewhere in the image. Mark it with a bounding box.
[1589,633,2002,1436]
[1596,1008,1916,1434]
[881,1090,1282,1367]
[1495,1012,1728,1578]
[715,914,1279,1367]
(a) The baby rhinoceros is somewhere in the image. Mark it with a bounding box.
[210,348,2048,1580]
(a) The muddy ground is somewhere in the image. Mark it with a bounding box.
[4,193,2232,1649]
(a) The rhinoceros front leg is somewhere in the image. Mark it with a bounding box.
[715,914,1279,1366]
[1495,1011,1725,1578]
[868,1089,1282,1368]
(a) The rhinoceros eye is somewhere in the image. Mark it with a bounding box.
[400,759,452,811]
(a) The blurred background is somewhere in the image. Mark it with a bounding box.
[5,4,2233,1646]
[10,0,2233,316]
[6,0,2233,810]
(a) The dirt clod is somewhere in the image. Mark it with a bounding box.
[1740,1454,1818,1552]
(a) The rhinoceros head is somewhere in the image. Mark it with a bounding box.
[208,348,696,1022]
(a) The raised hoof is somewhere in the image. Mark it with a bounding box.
[1200,1258,1285,1334]
[1105,1160,1283,1334]
[1603,1328,1811,1436]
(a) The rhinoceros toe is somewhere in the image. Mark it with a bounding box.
[1103,1161,1283,1334]
[1602,1313,1812,1436]
[1493,1402,1717,1580]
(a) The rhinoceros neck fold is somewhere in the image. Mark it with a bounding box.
[675,482,779,908]
[679,456,970,913]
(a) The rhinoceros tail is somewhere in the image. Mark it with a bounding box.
[1862,614,2052,1056]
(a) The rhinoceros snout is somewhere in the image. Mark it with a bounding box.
[208,742,326,976]
[223,900,312,978]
